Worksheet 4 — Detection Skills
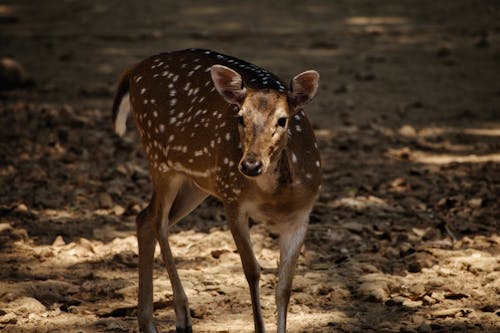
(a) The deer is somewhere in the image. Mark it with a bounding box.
[112,48,321,333]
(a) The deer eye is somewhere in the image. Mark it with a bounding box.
[277,117,287,128]
[238,115,245,126]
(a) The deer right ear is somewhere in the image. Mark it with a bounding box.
[210,65,247,106]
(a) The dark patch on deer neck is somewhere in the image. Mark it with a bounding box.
[277,149,293,186]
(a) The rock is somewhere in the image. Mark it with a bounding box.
[0,223,13,233]
[8,296,46,314]
[0,312,17,325]
[401,197,427,211]
[291,275,310,292]
[398,125,417,137]
[293,292,315,305]
[408,284,425,296]
[98,192,114,208]
[358,280,389,302]
[407,252,436,273]
[468,198,483,208]
[52,235,66,247]
[111,204,125,215]
[30,280,79,303]
[0,58,31,90]
[385,296,405,306]
[422,295,437,305]
[452,254,497,273]
[430,308,462,318]
[343,221,366,233]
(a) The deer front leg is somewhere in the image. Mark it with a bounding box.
[225,206,266,333]
[276,214,309,333]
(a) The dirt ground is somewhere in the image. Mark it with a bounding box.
[0,1,499,332]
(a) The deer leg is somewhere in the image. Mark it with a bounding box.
[153,177,194,333]
[276,215,309,333]
[226,206,265,333]
[136,202,159,333]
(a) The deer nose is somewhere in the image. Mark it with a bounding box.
[240,154,263,177]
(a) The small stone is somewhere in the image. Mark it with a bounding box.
[52,235,66,247]
[430,308,462,318]
[112,205,125,216]
[422,295,437,305]
[8,296,46,314]
[293,292,315,305]
[14,203,28,212]
[468,198,483,208]
[0,58,30,90]
[452,254,497,273]
[0,312,17,325]
[210,248,230,259]
[385,296,405,306]
[398,125,417,137]
[98,192,114,209]
[358,280,389,302]
[0,223,13,233]
[115,165,128,175]
[408,284,425,296]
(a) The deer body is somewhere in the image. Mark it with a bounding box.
[113,49,321,333]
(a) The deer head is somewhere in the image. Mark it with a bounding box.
[210,65,319,178]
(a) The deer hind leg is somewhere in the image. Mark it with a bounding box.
[137,176,202,333]
[275,210,310,333]
[225,205,266,333]
[136,201,159,333]
[151,175,207,333]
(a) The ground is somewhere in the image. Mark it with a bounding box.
[0,1,499,332]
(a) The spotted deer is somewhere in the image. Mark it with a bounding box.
[112,49,321,333]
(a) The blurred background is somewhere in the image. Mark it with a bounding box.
[0,1,499,332]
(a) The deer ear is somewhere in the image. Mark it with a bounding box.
[289,70,319,109]
[210,65,247,106]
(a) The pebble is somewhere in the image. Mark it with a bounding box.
[8,296,46,314]
[358,280,389,302]
[52,235,66,247]
[98,192,114,208]
[422,295,437,306]
[398,125,417,137]
[0,58,30,90]
[385,296,405,307]
[111,204,125,215]
[0,312,17,325]
[468,198,483,208]
[452,255,497,273]
[430,308,462,318]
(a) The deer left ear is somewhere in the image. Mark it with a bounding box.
[289,70,320,109]
[210,65,247,106]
